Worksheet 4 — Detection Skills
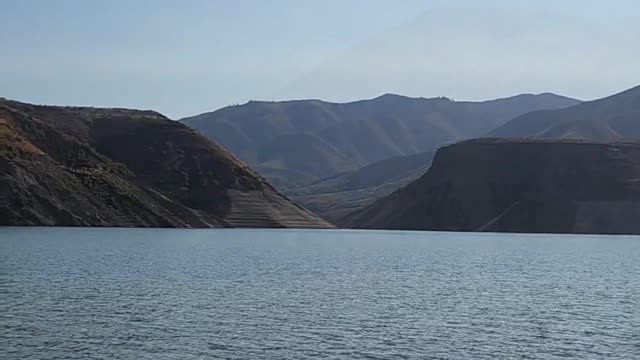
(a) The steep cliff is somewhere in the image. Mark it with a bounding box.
[343,139,640,234]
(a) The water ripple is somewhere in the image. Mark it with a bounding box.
[1,228,639,359]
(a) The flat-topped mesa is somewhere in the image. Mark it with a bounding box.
[343,139,640,234]
[0,99,331,228]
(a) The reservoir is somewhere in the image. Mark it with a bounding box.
[1,228,638,359]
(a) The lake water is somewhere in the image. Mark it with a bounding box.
[1,228,639,359]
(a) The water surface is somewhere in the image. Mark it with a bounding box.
[1,228,639,359]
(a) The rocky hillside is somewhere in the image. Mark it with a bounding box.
[182,93,579,189]
[343,139,640,234]
[0,99,331,228]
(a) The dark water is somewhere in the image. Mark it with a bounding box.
[1,228,639,359]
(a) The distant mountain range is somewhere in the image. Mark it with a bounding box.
[182,93,579,219]
[181,93,579,189]
[344,85,640,233]
[489,84,640,140]
[0,99,330,228]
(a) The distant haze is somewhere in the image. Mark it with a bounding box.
[1,0,638,118]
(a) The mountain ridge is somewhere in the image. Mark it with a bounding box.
[182,92,580,190]
[490,84,640,139]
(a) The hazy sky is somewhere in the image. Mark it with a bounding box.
[1,0,639,118]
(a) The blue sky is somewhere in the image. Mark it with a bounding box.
[1,0,639,118]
